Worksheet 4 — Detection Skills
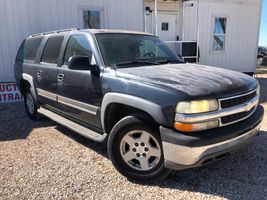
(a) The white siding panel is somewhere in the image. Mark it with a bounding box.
[182,2,197,41]
[199,1,261,72]
[0,0,14,82]
[0,0,144,82]
[144,1,182,36]
[183,0,261,72]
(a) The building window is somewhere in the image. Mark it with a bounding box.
[83,10,100,29]
[161,23,169,31]
[212,17,227,51]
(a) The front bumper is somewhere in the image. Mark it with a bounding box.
[160,105,264,170]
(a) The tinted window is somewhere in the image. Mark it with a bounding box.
[42,36,64,64]
[15,40,26,63]
[63,35,92,65]
[19,37,43,62]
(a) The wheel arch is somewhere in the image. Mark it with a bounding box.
[21,73,39,107]
[101,93,168,133]
[19,79,31,96]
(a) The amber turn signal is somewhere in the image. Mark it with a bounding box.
[174,120,219,132]
[174,122,193,132]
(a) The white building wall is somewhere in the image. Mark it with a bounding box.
[145,0,182,36]
[0,0,144,82]
[183,0,262,72]
[0,0,262,83]
[182,1,197,41]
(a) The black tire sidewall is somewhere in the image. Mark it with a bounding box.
[24,90,38,120]
[107,115,170,181]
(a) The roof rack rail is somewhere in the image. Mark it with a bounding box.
[56,28,79,33]
[30,33,43,37]
[30,28,79,37]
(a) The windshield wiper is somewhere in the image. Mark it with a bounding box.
[155,59,180,64]
[115,59,159,67]
[113,58,181,68]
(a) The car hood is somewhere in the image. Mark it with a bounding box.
[116,63,258,99]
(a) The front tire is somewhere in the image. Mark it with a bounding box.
[107,114,171,181]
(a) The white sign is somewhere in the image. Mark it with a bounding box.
[0,83,24,103]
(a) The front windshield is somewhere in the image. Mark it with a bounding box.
[95,33,183,67]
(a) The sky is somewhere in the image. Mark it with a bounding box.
[259,0,267,46]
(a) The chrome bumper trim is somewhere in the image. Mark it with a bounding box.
[162,122,261,167]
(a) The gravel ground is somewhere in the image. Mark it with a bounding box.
[0,74,267,200]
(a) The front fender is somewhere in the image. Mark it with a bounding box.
[100,92,169,132]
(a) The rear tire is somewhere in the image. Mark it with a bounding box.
[24,89,39,121]
[107,114,171,181]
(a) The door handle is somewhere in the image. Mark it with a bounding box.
[37,70,42,76]
[57,73,64,81]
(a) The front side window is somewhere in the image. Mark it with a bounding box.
[41,36,64,64]
[83,10,101,29]
[96,33,181,67]
[63,35,93,65]
[212,17,227,51]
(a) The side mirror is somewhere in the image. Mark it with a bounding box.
[68,56,98,74]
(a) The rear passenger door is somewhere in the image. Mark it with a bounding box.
[35,36,64,107]
[57,34,102,128]
[18,36,44,89]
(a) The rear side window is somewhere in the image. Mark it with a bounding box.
[15,40,26,63]
[41,36,64,64]
[17,37,43,62]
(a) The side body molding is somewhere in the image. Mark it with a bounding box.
[101,92,168,132]
[22,73,39,106]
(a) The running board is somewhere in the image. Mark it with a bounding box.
[38,107,107,142]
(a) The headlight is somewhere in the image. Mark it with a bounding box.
[176,100,218,114]
[174,120,219,132]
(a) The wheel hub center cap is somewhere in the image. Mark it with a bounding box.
[132,142,149,159]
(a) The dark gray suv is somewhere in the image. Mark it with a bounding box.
[14,28,264,181]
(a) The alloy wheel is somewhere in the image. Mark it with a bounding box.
[120,130,161,171]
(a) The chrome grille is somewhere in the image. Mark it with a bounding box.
[218,89,259,126]
[221,107,255,125]
[175,88,259,129]
[220,91,257,109]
